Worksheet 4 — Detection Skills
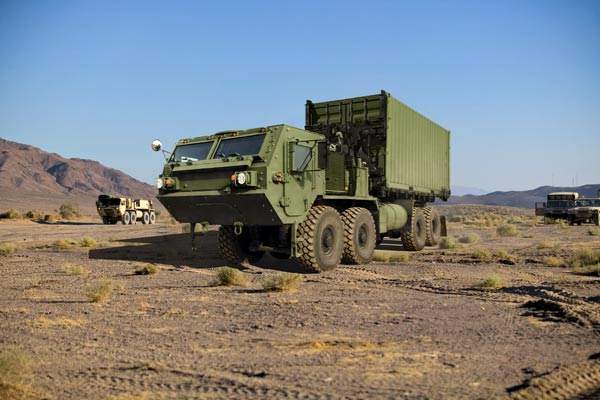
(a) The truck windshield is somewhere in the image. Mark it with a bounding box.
[172,141,213,162]
[213,134,265,158]
[99,198,121,206]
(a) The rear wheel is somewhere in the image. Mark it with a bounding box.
[142,212,150,224]
[149,211,156,224]
[218,226,264,265]
[122,212,131,225]
[295,206,344,272]
[400,207,427,251]
[424,207,442,246]
[341,207,376,265]
[130,211,137,224]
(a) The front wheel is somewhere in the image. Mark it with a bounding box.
[122,212,131,225]
[341,207,376,265]
[424,207,442,246]
[218,226,263,265]
[295,206,344,272]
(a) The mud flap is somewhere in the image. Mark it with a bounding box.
[440,215,448,237]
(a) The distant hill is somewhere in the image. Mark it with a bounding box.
[451,186,488,196]
[0,138,157,214]
[447,184,600,208]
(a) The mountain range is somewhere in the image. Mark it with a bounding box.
[0,138,157,214]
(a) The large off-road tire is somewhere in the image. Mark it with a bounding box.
[424,207,442,246]
[130,211,137,224]
[400,207,427,251]
[102,217,109,225]
[341,207,376,265]
[149,211,156,224]
[295,206,344,272]
[218,226,263,265]
[142,212,150,224]
[122,212,131,225]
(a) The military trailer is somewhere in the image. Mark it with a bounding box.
[96,195,156,225]
[535,192,579,221]
[154,91,450,272]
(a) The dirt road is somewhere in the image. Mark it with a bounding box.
[1,216,599,399]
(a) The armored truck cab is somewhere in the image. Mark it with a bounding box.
[155,91,450,272]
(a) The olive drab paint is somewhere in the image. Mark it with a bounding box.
[156,91,451,271]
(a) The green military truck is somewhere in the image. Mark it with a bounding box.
[153,91,450,271]
[96,195,156,225]
[535,192,579,222]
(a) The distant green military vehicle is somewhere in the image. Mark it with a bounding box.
[536,192,579,222]
[96,195,156,225]
[153,91,450,271]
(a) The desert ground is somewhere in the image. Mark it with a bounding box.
[1,205,599,400]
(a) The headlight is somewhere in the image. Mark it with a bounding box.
[156,178,164,189]
[237,172,247,185]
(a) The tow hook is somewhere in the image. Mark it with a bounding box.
[233,221,244,235]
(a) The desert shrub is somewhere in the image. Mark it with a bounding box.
[477,275,503,289]
[471,248,492,262]
[52,239,77,250]
[0,348,34,399]
[459,233,480,244]
[543,256,565,268]
[494,249,518,263]
[23,210,43,220]
[574,264,600,277]
[372,251,410,263]
[262,273,303,292]
[543,217,561,225]
[0,242,16,256]
[496,224,519,237]
[588,228,600,236]
[212,267,248,286]
[62,263,89,276]
[86,279,116,303]
[438,236,457,250]
[537,240,559,250]
[58,203,80,219]
[448,216,463,223]
[79,237,97,248]
[0,209,21,219]
[135,264,158,276]
[567,249,600,269]
[43,214,57,223]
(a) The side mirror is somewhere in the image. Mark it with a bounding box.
[151,139,163,152]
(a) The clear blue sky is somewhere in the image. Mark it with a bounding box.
[1,0,599,192]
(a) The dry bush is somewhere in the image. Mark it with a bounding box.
[537,240,559,250]
[588,228,600,236]
[0,348,34,400]
[574,264,600,277]
[58,203,80,219]
[23,210,43,220]
[477,275,503,289]
[459,233,480,244]
[543,256,565,268]
[52,239,77,250]
[86,279,118,303]
[567,249,600,269]
[494,249,518,263]
[448,215,463,223]
[135,264,158,276]
[438,236,457,250]
[79,237,97,248]
[33,316,84,329]
[0,242,16,257]
[262,273,303,292]
[62,263,89,277]
[0,209,21,219]
[372,251,410,263]
[43,214,57,223]
[496,224,519,237]
[212,267,248,286]
[471,248,492,262]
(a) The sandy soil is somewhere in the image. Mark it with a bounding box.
[1,210,599,399]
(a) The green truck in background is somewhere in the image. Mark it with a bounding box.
[153,91,450,271]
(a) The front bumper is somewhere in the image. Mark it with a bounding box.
[157,192,282,226]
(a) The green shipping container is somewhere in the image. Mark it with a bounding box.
[305,91,450,201]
